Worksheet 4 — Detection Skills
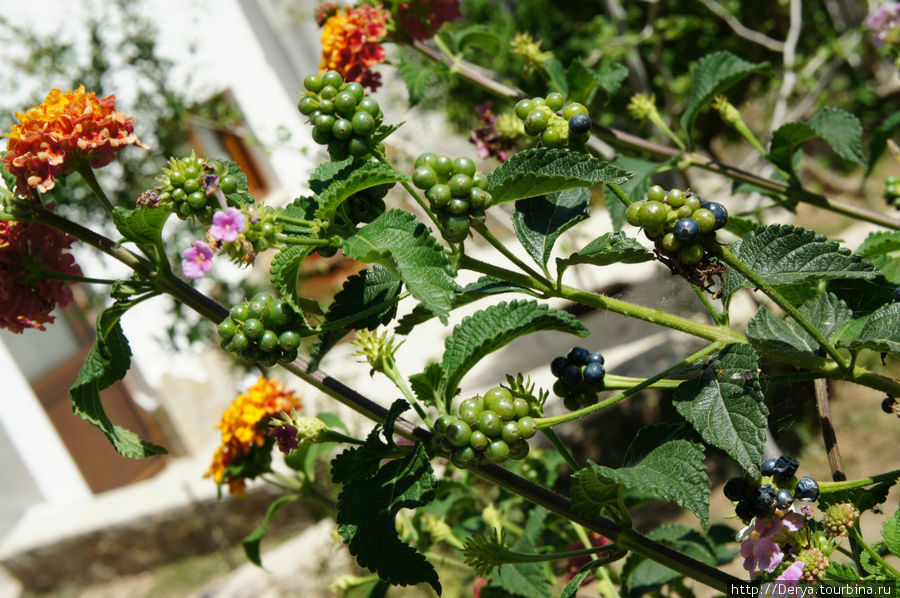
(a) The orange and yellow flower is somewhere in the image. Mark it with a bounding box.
[2,86,148,196]
[206,376,302,497]
[320,4,390,91]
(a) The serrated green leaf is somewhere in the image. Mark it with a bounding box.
[394,276,535,335]
[342,209,456,324]
[309,158,355,195]
[453,24,500,56]
[723,225,876,306]
[768,122,817,175]
[315,161,407,224]
[542,58,568,95]
[270,245,314,324]
[331,428,391,485]
[409,362,444,410]
[371,123,403,147]
[566,60,628,107]
[724,215,761,238]
[69,302,168,459]
[398,58,436,107]
[838,302,900,356]
[279,195,318,229]
[513,188,590,269]
[487,148,631,205]
[557,232,654,275]
[112,206,170,264]
[856,231,900,260]
[809,107,865,166]
[591,424,710,529]
[825,562,863,581]
[243,495,300,566]
[681,51,770,143]
[883,508,900,558]
[571,464,620,519]
[673,344,767,478]
[594,63,629,98]
[818,480,896,513]
[336,443,440,593]
[309,267,403,370]
[608,157,662,231]
[747,292,853,354]
[439,300,588,403]
[561,561,604,598]
[867,111,900,176]
[871,255,900,284]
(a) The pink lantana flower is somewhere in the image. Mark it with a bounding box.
[741,537,784,577]
[777,560,805,583]
[181,241,214,279]
[210,207,246,243]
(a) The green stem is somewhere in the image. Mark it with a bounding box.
[647,111,686,151]
[471,222,552,291]
[602,374,683,390]
[711,243,849,369]
[76,166,115,215]
[490,543,619,567]
[371,151,442,232]
[818,469,900,494]
[539,428,582,471]
[536,342,725,428]
[606,182,633,207]
[274,234,331,246]
[24,264,129,286]
[691,283,724,325]
[275,214,316,227]
[380,358,433,422]
[732,119,769,160]
[849,527,900,578]
[425,552,471,572]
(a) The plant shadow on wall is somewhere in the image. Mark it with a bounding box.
[2,0,900,597]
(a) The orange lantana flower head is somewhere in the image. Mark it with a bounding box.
[320,4,390,91]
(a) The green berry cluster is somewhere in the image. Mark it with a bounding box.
[434,386,537,468]
[884,175,900,208]
[156,152,243,222]
[218,292,303,366]
[625,185,728,266]
[513,92,591,148]
[224,205,284,265]
[412,153,492,243]
[298,70,383,161]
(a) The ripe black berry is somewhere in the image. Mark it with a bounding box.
[567,347,590,365]
[723,477,746,501]
[775,488,794,510]
[751,484,776,516]
[702,201,728,229]
[761,458,778,476]
[735,500,754,522]
[883,395,896,414]
[894,287,900,303]
[583,362,605,385]
[587,352,604,364]
[550,356,568,378]
[568,113,591,135]
[772,456,800,480]
[561,364,582,387]
[673,217,700,242]
[795,476,819,501]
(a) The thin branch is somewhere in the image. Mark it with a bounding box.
[814,379,847,481]
[771,0,803,132]
[697,0,786,53]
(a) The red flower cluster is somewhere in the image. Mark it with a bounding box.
[397,0,461,41]
[469,102,515,162]
[2,86,148,196]
[320,4,390,91]
[0,220,82,333]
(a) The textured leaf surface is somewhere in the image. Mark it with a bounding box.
[747,292,853,354]
[453,24,501,55]
[557,232,654,274]
[571,464,620,519]
[69,303,168,458]
[398,58,436,106]
[769,108,865,174]
[855,231,900,260]
[309,267,403,369]
[513,188,590,268]
[336,443,440,593]
[487,148,631,205]
[343,210,456,323]
[883,508,900,558]
[673,344,767,478]
[439,300,588,402]
[243,495,300,566]
[113,206,170,255]
[270,245,314,324]
[768,122,817,174]
[566,60,628,107]
[867,111,900,175]
[590,424,710,528]
[681,51,770,141]
[314,161,406,223]
[838,302,900,356]
[723,225,876,305]
[394,276,535,335]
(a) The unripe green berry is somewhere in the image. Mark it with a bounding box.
[647,185,666,203]
[413,166,438,190]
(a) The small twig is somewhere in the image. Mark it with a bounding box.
[697,0,786,53]
[814,379,847,482]
[771,0,803,132]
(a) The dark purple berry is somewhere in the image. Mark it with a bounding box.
[735,500,754,522]
[673,217,700,242]
[894,286,900,303]
[568,113,592,135]
[795,476,819,501]
[775,488,794,510]
[883,395,896,414]
[751,484,776,517]
[761,458,778,476]
[561,364,582,387]
[583,362,605,385]
[723,477,746,501]
[587,352,605,364]
[550,356,568,378]
[772,456,800,480]
[567,347,590,365]
[701,201,728,229]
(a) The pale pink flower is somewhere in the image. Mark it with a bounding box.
[181,241,214,279]
[210,207,246,242]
